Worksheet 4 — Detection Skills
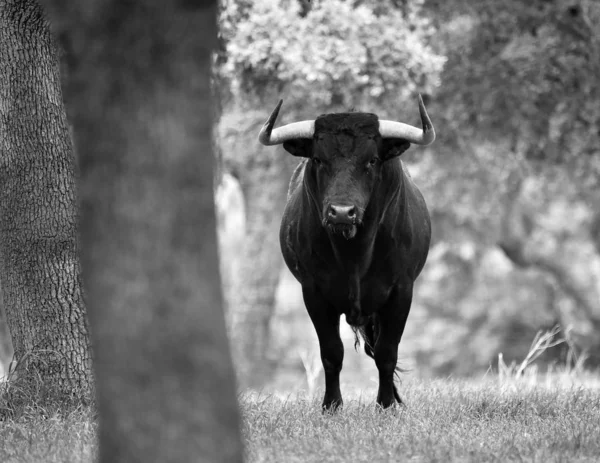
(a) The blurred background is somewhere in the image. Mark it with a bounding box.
[1,0,599,389]
[214,0,600,390]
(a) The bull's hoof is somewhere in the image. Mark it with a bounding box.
[376,398,406,414]
[322,398,343,413]
[376,394,404,410]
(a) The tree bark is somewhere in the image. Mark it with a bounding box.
[48,0,243,461]
[0,0,92,404]
[0,295,13,377]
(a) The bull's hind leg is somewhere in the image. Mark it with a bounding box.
[374,285,412,408]
[302,287,344,412]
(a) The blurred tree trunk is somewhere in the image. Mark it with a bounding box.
[229,144,291,388]
[0,0,92,404]
[43,0,243,461]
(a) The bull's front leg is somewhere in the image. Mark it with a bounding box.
[302,286,344,411]
[374,284,412,408]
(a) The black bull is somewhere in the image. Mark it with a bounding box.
[258,96,435,410]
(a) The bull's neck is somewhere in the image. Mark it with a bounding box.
[302,161,406,272]
[328,231,372,266]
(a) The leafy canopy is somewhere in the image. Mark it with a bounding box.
[219,0,446,115]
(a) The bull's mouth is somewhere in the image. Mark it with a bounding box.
[326,222,358,240]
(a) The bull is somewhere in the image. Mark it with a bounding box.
[258,96,435,410]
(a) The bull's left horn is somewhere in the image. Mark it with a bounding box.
[378,94,436,146]
[258,99,315,146]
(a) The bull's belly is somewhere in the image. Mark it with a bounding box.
[280,216,410,324]
[282,249,398,322]
[317,275,394,320]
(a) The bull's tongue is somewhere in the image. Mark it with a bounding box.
[327,223,357,239]
[342,227,357,240]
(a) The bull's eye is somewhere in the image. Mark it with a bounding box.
[368,158,378,167]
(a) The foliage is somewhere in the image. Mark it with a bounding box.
[428,0,600,169]
[414,0,600,369]
[219,0,445,114]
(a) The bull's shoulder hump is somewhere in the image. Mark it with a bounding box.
[399,160,420,193]
[287,159,308,200]
[400,160,413,179]
[398,160,429,215]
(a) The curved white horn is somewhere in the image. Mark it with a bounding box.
[258,100,315,146]
[378,94,436,146]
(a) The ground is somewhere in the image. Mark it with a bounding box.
[1,371,599,462]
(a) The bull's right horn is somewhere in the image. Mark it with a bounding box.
[258,100,315,146]
[378,94,436,146]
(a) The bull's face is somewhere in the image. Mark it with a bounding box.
[283,114,411,239]
[258,97,435,239]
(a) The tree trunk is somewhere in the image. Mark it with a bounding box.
[0,0,92,405]
[49,1,243,461]
[229,146,292,388]
[0,294,13,377]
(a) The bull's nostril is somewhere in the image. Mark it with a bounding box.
[327,205,358,225]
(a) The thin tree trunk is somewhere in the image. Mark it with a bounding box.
[52,1,243,461]
[0,0,92,404]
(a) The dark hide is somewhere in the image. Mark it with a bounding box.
[279,112,431,410]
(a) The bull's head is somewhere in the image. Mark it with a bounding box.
[258,96,435,240]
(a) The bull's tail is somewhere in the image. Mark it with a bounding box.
[351,318,376,359]
[352,316,406,377]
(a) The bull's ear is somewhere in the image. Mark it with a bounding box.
[283,139,312,158]
[381,138,411,161]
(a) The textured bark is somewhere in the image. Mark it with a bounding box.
[0,0,92,402]
[48,1,243,461]
[0,294,13,376]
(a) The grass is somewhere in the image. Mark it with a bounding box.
[1,326,599,462]
[0,406,97,463]
[241,377,600,462]
[0,353,98,463]
[0,376,598,462]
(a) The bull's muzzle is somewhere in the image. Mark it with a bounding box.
[324,204,361,240]
[327,205,357,225]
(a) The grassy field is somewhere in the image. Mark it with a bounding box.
[1,371,599,462]
[243,374,600,462]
